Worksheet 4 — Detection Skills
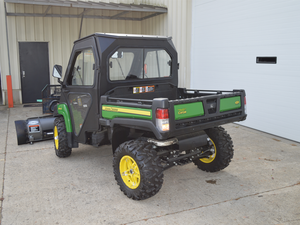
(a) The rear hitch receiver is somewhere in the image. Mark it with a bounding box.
[147,137,178,147]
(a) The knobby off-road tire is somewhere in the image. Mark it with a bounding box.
[193,126,233,172]
[54,117,72,158]
[113,140,164,200]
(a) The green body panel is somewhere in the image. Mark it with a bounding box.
[220,96,241,112]
[174,102,204,120]
[102,105,152,120]
[57,103,73,132]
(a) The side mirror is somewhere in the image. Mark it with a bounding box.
[52,65,62,79]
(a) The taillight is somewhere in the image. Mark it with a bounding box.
[244,96,247,114]
[156,108,169,131]
[156,108,169,119]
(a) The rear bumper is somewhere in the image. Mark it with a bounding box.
[100,112,247,140]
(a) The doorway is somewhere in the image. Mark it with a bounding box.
[19,42,50,103]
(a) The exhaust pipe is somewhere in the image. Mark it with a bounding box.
[15,116,56,145]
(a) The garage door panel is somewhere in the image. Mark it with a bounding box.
[191,0,300,142]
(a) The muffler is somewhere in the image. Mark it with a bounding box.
[15,116,56,145]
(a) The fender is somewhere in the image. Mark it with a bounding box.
[56,103,73,133]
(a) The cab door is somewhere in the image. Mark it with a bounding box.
[61,38,99,143]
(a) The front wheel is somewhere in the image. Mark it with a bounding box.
[193,126,233,172]
[113,140,164,200]
[54,117,72,158]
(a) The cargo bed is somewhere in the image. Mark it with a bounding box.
[100,87,247,140]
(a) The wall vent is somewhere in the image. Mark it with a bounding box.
[256,57,277,64]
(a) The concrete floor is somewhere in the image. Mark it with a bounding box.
[0,105,299,225]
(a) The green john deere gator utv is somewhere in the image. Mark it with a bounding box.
[52,33,247,200]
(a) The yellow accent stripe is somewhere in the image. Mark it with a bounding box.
[102,106,151,116]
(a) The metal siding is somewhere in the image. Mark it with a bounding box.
[61,7,71,82]
[125,13,133,33]
[141,0,192,88]
[69,8,79,46]
[34,5,44,41]
[191,0,300,142]
[110,11,118,33]
[185,0,192,89]
[86,14,95,37]
[0,1,144,97]
[43,8,54,84]
[24,4,35,41]
[52,6,62,82]
[7,3,19,90]
[0,0,9,98]
[0,0,192,104]
[15,4,26,41]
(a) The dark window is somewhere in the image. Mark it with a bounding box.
[68,49,95,85]
[256,57,277,64]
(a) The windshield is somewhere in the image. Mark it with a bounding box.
[109,48,171,81]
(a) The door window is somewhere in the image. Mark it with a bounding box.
[144,49,171,78]
[68,49,95,86]
[109,48,171,81]
[68,93,92,135]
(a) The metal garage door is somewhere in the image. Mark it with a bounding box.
[190,0,300,142]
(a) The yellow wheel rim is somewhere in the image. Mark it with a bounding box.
[54,126,59,150]
[200,138,217,163]
[119,155,140,189]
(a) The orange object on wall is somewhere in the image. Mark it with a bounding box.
[6,75,14,108]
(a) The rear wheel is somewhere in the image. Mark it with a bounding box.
[54,117,72,158]
[193,126,233,172]
[113,140,164,200]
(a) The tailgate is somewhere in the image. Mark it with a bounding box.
[169,90,246,132]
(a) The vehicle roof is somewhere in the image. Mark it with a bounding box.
[75,32,172,43]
